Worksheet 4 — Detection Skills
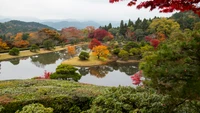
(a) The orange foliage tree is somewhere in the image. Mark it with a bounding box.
[67,46,76,56]
[13,33,29,48]
[38,28,60,40]
[92,45,110,59]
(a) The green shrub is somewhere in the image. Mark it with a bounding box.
[123,41,139,51]
[9,47,20,56]
[118,50,129,61]
[60,42,66,48]
[30,44,40,52]
[15,103,53,113]
[112,48,120,55]
[0,105,4,112]
[79,51,90,60]
[84,87,170,113]
[140,45,154,53]
[50,64,81,81]
[129,48,141,56]
[43,39,55,50]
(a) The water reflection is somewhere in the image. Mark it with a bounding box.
[1,44,139,86]
[30,52,60,68]
[78,62,139,79]
[10,58,20,65]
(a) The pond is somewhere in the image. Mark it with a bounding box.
[0,45,139,87]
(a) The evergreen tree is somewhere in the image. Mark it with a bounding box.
[119,20,126,35]
[128,19,134,27]
[108,23,112,30]
[135,18,142,30]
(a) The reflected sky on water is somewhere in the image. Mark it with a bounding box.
[0,46,139,87]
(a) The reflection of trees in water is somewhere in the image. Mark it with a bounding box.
[10,58,20,65]
[20,56,29,60]
[30,52,60,68]
[78,62,139,78]
[58,50,71,60]
[89,65,113,78]
[108,62,139,76]
[78,67,89,76]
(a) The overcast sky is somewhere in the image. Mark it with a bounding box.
[0,0,173,22]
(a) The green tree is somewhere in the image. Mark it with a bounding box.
[43,39,55,50]
[9,47,20,56]
[119,20,126,35]
[30,44,40,52]
[148,18,180,37]
[140,31,200,100]
[135,18,142,30]
[108,28,119,36]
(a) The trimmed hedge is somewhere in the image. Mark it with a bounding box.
[0,80,105,113]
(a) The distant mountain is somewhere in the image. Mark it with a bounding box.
[42,21,101,30]
[0,20,54,35]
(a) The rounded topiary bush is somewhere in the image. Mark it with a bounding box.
[30,44,40,52]
[50,64,81,81]
[118,50,129,61]
[79,51,90,60]
[15,103,53,113]
[9,47,20,56]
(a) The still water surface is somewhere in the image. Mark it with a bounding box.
[0,46,139,87]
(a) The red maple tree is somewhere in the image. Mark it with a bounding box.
[131,70,143,85]
[145,36,160,49]
[89,29,113,41]
[109,0,200,16]
[89,38,102,50]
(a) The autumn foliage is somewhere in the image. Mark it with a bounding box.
[61,27,83,40]
[89,38,102,50]
[34,70,51,79]
[131,71,142,85]
[67,46,76,56]
[0,39,9,50]
[145,36,160,49]
[89,29,114,41]
[92,45,110,59]
[109,0,200,16]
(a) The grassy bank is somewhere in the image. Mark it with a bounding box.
[0,79,107,113]
[62,54,114,67]
[0,43,88,61]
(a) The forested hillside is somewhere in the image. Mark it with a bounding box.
[0,20,54,35]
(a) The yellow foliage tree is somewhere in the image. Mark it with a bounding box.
[0,39,9,50]
[92,45,110,59]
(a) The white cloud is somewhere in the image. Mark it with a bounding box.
[0,0,173,21]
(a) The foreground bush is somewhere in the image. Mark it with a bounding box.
[0,80,102,113]
[50,64,81,81]
[15,103,53,113]
[85,87,200,113]
[9,47,20,56]
[79,51,90,60]
[1,80,200,113]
